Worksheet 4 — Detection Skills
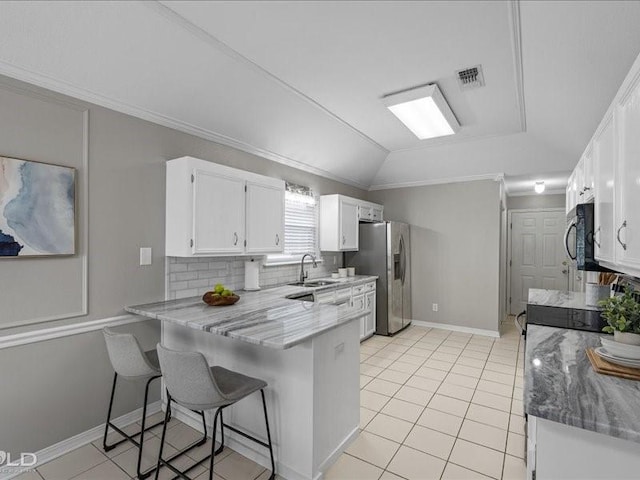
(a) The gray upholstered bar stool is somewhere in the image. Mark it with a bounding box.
[102,328,208,479]
[155,344,276,480]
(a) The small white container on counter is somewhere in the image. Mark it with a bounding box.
[331,273,340,279]
[338,268,348,278]
[347,267,355,276]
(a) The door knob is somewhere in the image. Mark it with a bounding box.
[562,269,568,274]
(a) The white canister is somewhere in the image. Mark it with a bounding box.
[585,283,610,306]
[347,267,355,277]
[338,268,348,278]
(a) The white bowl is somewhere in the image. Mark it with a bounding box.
[601,337,640,360]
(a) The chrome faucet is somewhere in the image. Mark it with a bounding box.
[299,253,318,283]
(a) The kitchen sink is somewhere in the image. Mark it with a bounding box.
[304,280,338,287]
[285,292,315,302]
[286,280,339,287]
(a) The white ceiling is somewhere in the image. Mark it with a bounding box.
[0,1,639,193]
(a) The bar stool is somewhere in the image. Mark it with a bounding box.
[155,343,276,480]
[102,328,208,479]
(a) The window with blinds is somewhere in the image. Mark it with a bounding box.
[283,190,317,255]
[265,184,319,264]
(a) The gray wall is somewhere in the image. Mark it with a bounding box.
[507,193,566,210]
[368,180,502,333]
[0,76,366,457]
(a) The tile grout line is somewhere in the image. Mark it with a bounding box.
[362,327,521,480]
[354,325,524,480]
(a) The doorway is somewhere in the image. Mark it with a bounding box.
[508,209,568,315]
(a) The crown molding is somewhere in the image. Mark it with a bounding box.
[0,59,370,191]
[368,173,504,191]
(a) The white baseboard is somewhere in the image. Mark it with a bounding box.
[315,426,359,478]
[0,401,161,480]
[410,320,500,338]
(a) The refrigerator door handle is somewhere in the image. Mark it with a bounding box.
[399,235,407,285]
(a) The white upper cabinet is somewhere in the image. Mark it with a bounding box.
[193,168,246,255]
[319,194,360,251]
[616,78,640,269]
[245,180,285,254]
[357,201,384,223]
[166,157,285,257]
[568,50,640,276]
[581,148,595,202]
[593,114,616,263]
[340,198,359,250]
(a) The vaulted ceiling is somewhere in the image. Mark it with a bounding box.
[0,1,639,193]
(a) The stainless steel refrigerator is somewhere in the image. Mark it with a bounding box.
[345,221,412,335]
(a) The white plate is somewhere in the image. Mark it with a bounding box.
[595,347,640,368]
[600,337,640,360]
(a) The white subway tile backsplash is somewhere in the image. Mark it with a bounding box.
[166,253,342,298]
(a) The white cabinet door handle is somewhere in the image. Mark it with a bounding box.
[617,221,627,250]
[233,232,238,246]
[275,234,280,246]
[342,235,346,245]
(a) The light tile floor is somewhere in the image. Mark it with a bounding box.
[326,322,526,480]
[16,323,525,480]
[14,412,268,480]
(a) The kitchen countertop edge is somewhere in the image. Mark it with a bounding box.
[524,324,640,444]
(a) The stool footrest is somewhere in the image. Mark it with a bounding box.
[222,423,270,449]
[104,416,166,451]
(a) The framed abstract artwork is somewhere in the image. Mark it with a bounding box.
[0,156,76,257]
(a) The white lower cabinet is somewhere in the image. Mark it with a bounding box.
[528,416,640,480]
[313,281,377,341]
[364,290,376,339]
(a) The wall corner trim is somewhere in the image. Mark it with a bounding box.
[0,401,161,480]
[0,314,150,350]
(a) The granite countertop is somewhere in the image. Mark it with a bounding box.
[126,275,378,350]
[528,288,601,312]
[524,324,640,443]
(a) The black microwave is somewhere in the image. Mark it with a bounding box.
[565,203,613,272]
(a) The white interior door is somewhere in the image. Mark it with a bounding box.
[509,210,568,314]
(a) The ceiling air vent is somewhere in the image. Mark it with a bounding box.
[456,65,485,90]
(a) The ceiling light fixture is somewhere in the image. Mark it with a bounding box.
[534,181,546,194]
[383,84,460,140]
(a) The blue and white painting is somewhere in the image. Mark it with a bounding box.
[0,157,75,257]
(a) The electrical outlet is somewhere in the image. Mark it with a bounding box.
[140,247,152,266]
[432,303,438,312]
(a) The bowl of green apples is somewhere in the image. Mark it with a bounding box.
[202,283,240,306]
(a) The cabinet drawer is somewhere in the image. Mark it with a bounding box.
[364,282,376,292]
[352,284,366,295]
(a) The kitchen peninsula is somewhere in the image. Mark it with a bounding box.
[126,277,376,480]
